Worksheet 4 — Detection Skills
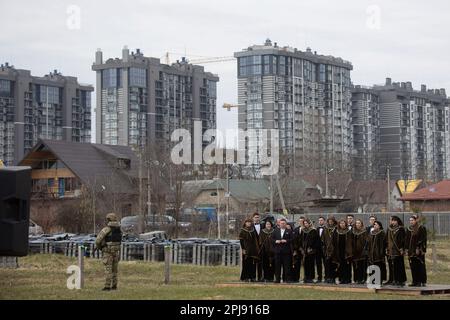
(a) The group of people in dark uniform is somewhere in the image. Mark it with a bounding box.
[239,213,428,287]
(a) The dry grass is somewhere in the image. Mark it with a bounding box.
[1,239,450,300]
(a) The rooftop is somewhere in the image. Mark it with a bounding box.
[0,64,93,89]
[201,179,270,203]
[234,39,353,69]
[355,78,448,101]
[19,139,139,194]
[92,47,219,80]
[400,180,450,201]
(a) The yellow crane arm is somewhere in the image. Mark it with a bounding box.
[223,103,238,111]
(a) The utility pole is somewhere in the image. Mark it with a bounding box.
[225,165,230,237]
[138,150,143,233]
[216,176,221,239]
[92,176,96,234]
[275,174,286,213]
[46,86,49,139]
[147,161,152,223]
[387,164,391,212]
[325,166,334,198]
[92,185,96,234]
[269,174,273,215]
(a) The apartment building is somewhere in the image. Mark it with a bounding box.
[234,39,353,174]
[92,47,219,149]
[0,63,93,165]
[352,78,450,181]
[351,86,380,180]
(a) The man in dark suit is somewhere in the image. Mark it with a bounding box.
[347,214,355,230]
[315,216,326,282]
[252,212,265,281]
[272,218,293,283]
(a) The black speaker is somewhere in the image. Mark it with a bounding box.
[0,166,31,257]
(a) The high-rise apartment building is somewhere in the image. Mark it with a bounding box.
[92,47,219,148]
[234,39,353,173]
[0,63,93,165]
[351,86,380,180]
[352,78,450,181]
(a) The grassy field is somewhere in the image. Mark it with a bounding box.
[1,239,450,300]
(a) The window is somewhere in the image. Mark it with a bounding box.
[64,178,79,192]
[80,90,91,109]
[129,67,147,87]
[238,55,263,76]
[272,56,277,74]
[319,64,326,82]
[0,80,12,97]
[207,80,217,98]
[278,56,286,75]
[38,86,60,104]
[102,68,121,88]
[116,158,130,169]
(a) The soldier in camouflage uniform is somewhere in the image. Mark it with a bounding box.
[95,213,122,291]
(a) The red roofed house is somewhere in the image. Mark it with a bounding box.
[400,180,450,212]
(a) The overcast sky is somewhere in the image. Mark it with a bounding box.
[1,0,450,146]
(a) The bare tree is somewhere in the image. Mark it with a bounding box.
[56,186,93,233]
[140,141,196,237]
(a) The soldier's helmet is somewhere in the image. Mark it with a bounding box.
[106,213,118,222]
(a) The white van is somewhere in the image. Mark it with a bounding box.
[29,220,43,235]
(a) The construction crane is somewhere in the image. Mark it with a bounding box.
[190,56,235,64]
[162,52,234,65]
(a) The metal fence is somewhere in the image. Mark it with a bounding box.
[0,256,18,268]
[289,212,450,237]
[28,240,241,266]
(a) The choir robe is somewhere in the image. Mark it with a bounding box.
[323,225,337,283]
[352,228,368,283]
[387,225,407,284]
[405,224,427,285]
[259,228,275,281]
[332,228,353,284]
[301,227,320,282]
[239,227,259,281]
[368,229,387,282]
